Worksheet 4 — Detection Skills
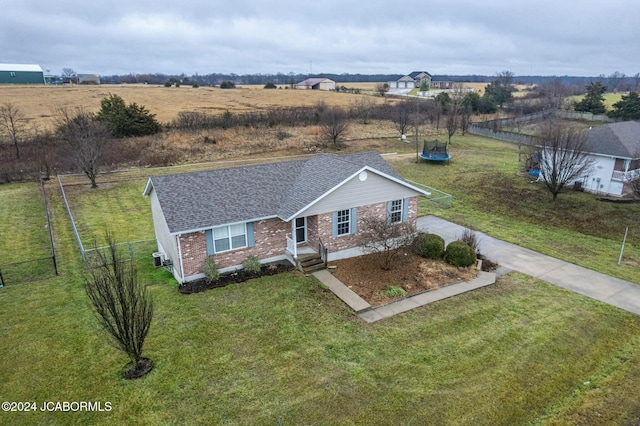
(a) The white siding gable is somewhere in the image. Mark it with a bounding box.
[300,171,421,216]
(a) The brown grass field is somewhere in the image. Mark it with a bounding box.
[0,83,392,130]
[0,81,495,132]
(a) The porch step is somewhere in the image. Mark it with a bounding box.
[298,254,326,274]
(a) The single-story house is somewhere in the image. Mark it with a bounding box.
[294,78,336,90]
[143,152,430,283]
[0,63,45,84]
[580,121,640,196]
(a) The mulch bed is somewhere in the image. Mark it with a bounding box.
[178,261,294,294]
[331,250,489,306]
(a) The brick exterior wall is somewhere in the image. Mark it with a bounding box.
[180,218,289,279]
[319,196,418,253]
[178,196,418,279]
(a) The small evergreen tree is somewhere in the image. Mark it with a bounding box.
[96,94,161,137]
[607,92,640,120]
[574,82,607,114]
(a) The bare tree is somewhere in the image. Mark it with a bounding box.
[537,78,571,111]
[320,108,349,146]
[607,71,626,92]
[445,106,459,145]
[375,82,389,97]
[62,68,77,84]
[85,233,154,379]
[350,96,375,124]
[537,123,595,201]
[0,103,28,159]
[425,99,443,132]
[359,216,417,270]
[56,108,110,188]
[393,100,413,138]
[444,84,467,144]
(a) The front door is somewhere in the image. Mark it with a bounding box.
[295,217,307,244]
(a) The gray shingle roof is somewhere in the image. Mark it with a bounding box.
[587,121,640,158]
[147,152,406,234]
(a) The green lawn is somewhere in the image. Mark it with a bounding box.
[59,178,154,248]
[0,182,51,264]
[2,259,640,425]
[390,134,640,283]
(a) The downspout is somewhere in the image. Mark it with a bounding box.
[176,234,185,283]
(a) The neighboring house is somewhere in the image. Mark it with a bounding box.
[77,74,100,84]
[388,75,417,89]
[0,63,45,84]
[409,71,433,88]
[143,152,430,283]
[388,71,452,91]
[580,121,640,196]
[294,78,336,90]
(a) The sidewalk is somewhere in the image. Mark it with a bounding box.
[419,216,640,316]
[312,269,496,323]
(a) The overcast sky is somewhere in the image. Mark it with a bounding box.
[2,0,639,77]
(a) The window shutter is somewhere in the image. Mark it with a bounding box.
[205,229,214,255]
[403,198,410,222]
[386,201,392,223]
[351,208,358,234]
[247,222,255,247]
[332,211,338,238]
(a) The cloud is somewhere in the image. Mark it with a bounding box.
[1,0,639,77]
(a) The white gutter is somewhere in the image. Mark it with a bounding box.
[176,234,185,283]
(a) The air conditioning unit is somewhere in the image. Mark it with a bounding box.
[152,252,165,268]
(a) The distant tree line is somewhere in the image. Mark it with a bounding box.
[89,71,639,91]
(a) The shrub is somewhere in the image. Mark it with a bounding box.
[457,227,480,254]
[164,81,172,87]
[412,233,445,259]
[378,285,407,298]
[264,82,276,89]
[220,81,236,89]
[96,94,161,137]
[242,256,261,274]
[444,241,476,267]
[202,257,219,281]
[192,83,200,88]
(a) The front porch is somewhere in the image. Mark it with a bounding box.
[285,236,327,274]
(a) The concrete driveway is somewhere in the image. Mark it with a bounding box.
[419,216,640,315]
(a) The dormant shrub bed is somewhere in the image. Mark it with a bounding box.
[331,249,478,306]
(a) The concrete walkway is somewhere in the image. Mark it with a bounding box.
[312,269,496,323]
[419,216,640,316]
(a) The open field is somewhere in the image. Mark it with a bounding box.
[0,84,391,131]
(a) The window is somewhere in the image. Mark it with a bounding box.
[213,223,247,252]
[389,199,403,223]
[336,209,351,236]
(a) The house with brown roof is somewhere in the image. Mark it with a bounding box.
[143,152,430,283]
[294,78,336,90]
